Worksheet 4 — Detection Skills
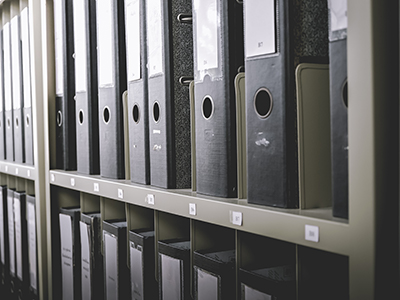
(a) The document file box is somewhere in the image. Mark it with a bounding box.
[54,0,77,170]
[129,229,157,300]
[59,207,81,300]
[3,9,14,162]
[328,0,348,219]
[239,265,296,300]
[103,220,129,300]
[0,29,5,161]
[146,0,193,189]
[125,0,150,185]
[158,239,191,300]
[13,191,29,299]
[20,5,34,165]
[244,0,329,207]
[192,0,244,198]
[96,0,127,179]
[80,212,103,300]
[26,195,38,300]
[193,249,236,300]
[0,186,9,292]
[10,8,25,164]
[74,0,100,175]
[7,188,16,297]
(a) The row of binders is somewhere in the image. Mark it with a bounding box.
[0,186,38,300]
[0,0,35,166]
[50,0,349,218]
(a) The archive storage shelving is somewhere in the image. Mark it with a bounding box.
[37,0,400,299]
[0,0,48,299]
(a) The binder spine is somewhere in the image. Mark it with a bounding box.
[0,30,5,161]
[0,186,9,291]
[23,107,33,164]
[26,195,38,298]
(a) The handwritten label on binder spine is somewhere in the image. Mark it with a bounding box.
[7,193,15,276]
[125,0,141,82]
[97,0,115,87]
[4,23,12,111]
[146,0,163,77]
[21,8,32,108]
[54,0,64,95]
[80,221,91,300]
[73,0,88,93]
[104,231,118,300]
[14,197,23,280]
[27,201,37,290]
[59,213,74,300]
[0,190,5,264]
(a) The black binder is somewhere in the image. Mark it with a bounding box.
[0,30,6,161]
[3,19,14,162]
[0,186,10,295]
[80,212,103,300]
[10,13,25,164]
[192,0,243,198]
[96,0,127,179]
[20,6,34,166]
[54,0,77,170]
[6,188,16,298]
[328,0,348,219]
[158,238,191,300]
[129,229,157,300]
[239,265,296,300]
[26,195,38,300]
[125,0,150,185]
[13,191,29,299]
[73,0,99,175]
[146,0,193,189]
[244,0,329,207]
[193,249,235,300]
[59,207,81,300]
[102,220,129,300]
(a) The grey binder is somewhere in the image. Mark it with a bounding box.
[21,6,34,166]
[73,0,99,175]
[26,195,38,299]
[96,0,127,179]
[328,0,348,219]
[0,30,5,161]
[146,0,193,189]
[192,0,244,197]
[3,20,14,162]
[54,0,77,170]
[244,0,328,207]
[7,188,15,297]
[125,0,150,185]
[0,186,9,290]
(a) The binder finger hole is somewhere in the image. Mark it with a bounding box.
[132,104,140,124]
[342,80,348,108]
[26,114,30,127]
[7,118,10,128]
[254,88,273,118]
[79,110,84,125]
[56,110,63,127]
[202,96,214,119]
[153,102,160,123]
[103,106,110,124]
[16,117,19,128]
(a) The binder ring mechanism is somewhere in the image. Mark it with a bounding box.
[56,110,63,127]
[177,14,192,24]
[179,76,194,86]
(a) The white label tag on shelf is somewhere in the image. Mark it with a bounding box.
[5,166,8,172]
[27,170,31,177]
[305,225,319,243]
[118,189,124,199]
[51,174,55,182]
[94,183,99,192]
[230,211,243,226]
[15,168,18,175]
[71,178,75,187]
[146,194,155,205]
[189,203,196,216]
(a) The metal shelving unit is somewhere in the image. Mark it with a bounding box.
[38,0,399,299]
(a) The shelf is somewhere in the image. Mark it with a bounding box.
[0,161,37,180]
[50,169,351,256]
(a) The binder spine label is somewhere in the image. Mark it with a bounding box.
[73,0,88,93]
[0,32,3,114]
[54,0,64,95]
[59,213,74,300]
[7,193,15,276]
[11,16,21,110]
[21,8,32,108]
[0,190,5,264]
[242,284,272,300]
[104,231,118,300]
[160,253,182,300]
[146,0,163,77]
[80,221,91,299]
[328,0,347,41]
[125,0,141,82]
[97,0,115,87]
[3,23,12,112]
[245,0,276,58]
[27,201,37,291]
[14,197,22,280]
[193,0,221,81]
[130,242,144,299]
